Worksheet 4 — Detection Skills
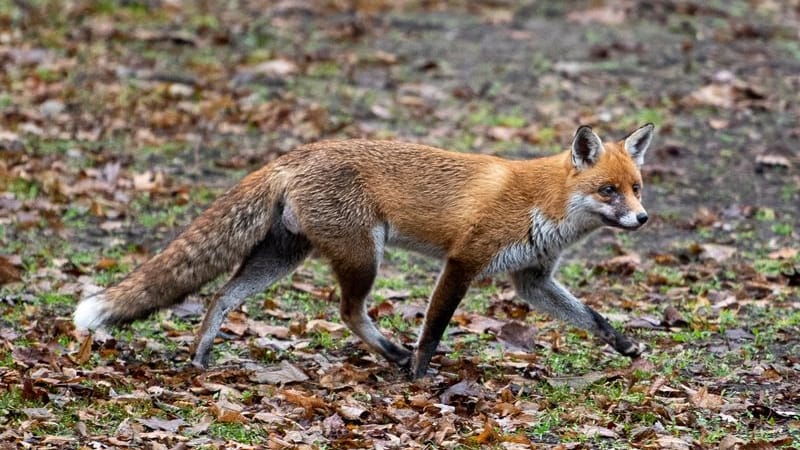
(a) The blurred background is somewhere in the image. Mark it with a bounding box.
[1,1,797,260]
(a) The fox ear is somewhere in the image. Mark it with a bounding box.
[624,123,654,166]
[571,125,603,170]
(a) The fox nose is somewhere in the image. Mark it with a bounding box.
[636,213,649,225]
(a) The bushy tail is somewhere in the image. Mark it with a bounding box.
[74,166,285,329]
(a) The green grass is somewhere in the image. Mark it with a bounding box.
[208,422,267,444]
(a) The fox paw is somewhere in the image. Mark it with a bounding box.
[617,340,648,358]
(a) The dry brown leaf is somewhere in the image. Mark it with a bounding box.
[655,434,692,450]
[454,313,505,335]
[487,126,518,141]
[213,396,247,424]
[221,312,248,336]
[601,252,641,275]
[249,59,299,77]
[718,434,745,450]
[546,372,609,390]
[132,170,165,191]
[282,389,329,418]
[322,413,347,439]
[696,243,737,263]
[768,247,798,260]
[688,387,724,410]
[95,258,118,271]
[662,306,689,328]
[75,333,93,364]
[566,5,626,25]
[581,424,618,439]
[473,418,499,445]
[337,404,369,422]
[247,320,290,338]
[137,417,187,433]
[248,361,308,385]
[440,379,483,405]
[22,407,54,421]
[685,84,736,108]
[756,154,791,169]
[496,321,538,351]
[306,319,346,335]
[0,256,22,285]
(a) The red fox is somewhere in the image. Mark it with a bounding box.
[74,124,654,379]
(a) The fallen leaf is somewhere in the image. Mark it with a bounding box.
[756,154,791,169]
[396,303,426,321]
[747,404,800,420]
[600,253,641,275]
[0,256,22,285]
[249,59,299,77]
[724,328,754,341]
[132,170,165,191]
[581,424,618,439]
[496,321,538,351]
[655,434,692,450]
[170,300,204,318]
[487,126,518,141]
[95,258,118,271]
[23,407,54,421]
[440,379,483,405]
[221,313,248,336]
[695,243,737,263]
[248,361,308,385]
[566,5,626,25]
[337,404,369,422]
[322,413,347,439]
[454,313,505,335]
[718,435,745,450]
[688,386,724,410]
[213,396,247,424]
[374,288,411,300]
[662,306,689,327]
[546,372,609,390]
[282,389,329,418]
[768,247,798,260]
[739,436,794,449]
[137,417,187,433]
[686,84,736,108]
[708,118,729,129]
[625,316,666,330]
[247,320,290,338]
[306,319,346,335]
[75,333,93,364]
[473,418,499,444]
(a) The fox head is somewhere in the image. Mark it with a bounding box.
[568,124,654,231]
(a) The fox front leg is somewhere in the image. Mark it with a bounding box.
[411,259,476,379]
[512,268,645,357]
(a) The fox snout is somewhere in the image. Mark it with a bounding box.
[615,208,648,230]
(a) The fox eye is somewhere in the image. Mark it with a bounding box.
[599,185,616,197]
[632,183,641,196]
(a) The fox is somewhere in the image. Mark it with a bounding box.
[74,124,654,379]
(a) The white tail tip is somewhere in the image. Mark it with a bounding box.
[73,294,109,330]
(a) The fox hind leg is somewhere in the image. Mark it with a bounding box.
[191,226,311,368]
[326,230,412,368]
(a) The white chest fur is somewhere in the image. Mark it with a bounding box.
[481,204,599,276]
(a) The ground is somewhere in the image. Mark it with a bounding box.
[0,1,799,449]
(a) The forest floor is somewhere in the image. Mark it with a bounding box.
[0,1,799,448]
